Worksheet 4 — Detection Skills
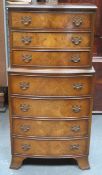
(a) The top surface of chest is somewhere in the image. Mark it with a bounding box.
[6,2,97,11]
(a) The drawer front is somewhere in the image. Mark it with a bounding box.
[11,97,92,118]
[12,138,88,156]
[11,50,92,68]
[12,32,91,49]
[9,74,93,97]
[12,118,89,138]
[10,12,92,30]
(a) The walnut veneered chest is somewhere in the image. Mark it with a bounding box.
[7,2,97,170]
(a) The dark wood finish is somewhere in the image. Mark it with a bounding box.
[93,60,102,111]
[0,93,4,110]
[7,3,96,170]
[0,0,7,86]
[0,1,7,111]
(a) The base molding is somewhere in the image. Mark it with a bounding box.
[10,155,89,170]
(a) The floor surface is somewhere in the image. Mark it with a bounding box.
[0,110,102,175]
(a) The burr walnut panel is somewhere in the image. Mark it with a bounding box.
[12,32,91,49]
[12,118,89,138]
[12,137,88,156]
[9,74,94,97]
[11,97,92,118]
[11,50,92,68]
[9,11,92,30]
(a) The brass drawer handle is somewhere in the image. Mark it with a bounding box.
[72,105,81,113]
[22,54,32,63]
[70,55,80,63]
[20,104,30,112]
[71,125,80,132]
[19,82,30,90]
[21,36,32,45]
[73,17,83,27]
[20,125,30,132]
[73,83,83,90]
[70,144,80,150]
[21,16,32,26]
[21,144,31,151]
[71,37,82,45]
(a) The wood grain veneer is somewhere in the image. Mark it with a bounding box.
[12,118,89,138]
[7,2,96,170]
[12,137,89,157]
[9,74,94,97]
[10,50,92,68]
[11,96,92,118]
[9,11,92,30]
[12,32,91,49]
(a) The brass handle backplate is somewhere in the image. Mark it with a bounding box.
[22,54,32,63]
[20,125,30,132]
[21,144,31,151]
[70,144,80,150]
[73,17,83,27]
[70,55,80,63]
[21,36,32,45]
[19,82,30,90]
[71,37,82,45]
[20,104,30,112]
[73,83,83,90]
[71,126,80,132]
[21,16,32,26]
[72,105,81,113]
